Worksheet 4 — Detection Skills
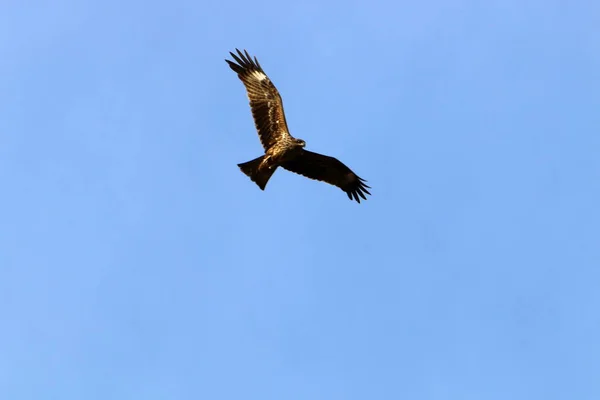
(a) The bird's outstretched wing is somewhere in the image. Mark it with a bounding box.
[281,150,371,203]
[226,49,291,151]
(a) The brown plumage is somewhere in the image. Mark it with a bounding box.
[226,49,371,203]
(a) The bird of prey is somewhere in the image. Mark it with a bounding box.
[225,49,371,203]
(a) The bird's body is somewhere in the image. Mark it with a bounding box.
[226,49,371,203]
[262,135,304,169]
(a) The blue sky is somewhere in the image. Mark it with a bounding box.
[1,0,599,398]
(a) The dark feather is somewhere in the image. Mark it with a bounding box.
[281,150,371,203]
[225,49,291,151]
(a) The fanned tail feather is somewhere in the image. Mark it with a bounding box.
[238,156,276,190]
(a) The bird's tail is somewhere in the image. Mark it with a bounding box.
[238,156,276,190]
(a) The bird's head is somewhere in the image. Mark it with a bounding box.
[296,139,306,148]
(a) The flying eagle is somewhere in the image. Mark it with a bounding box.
[226,49,371,203]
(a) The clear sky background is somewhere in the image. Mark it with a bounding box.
[1,1,599,399]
